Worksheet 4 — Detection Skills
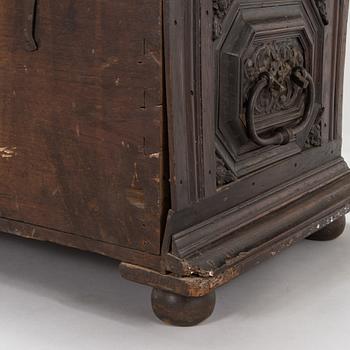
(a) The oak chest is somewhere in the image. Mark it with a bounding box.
[0,0,349,326]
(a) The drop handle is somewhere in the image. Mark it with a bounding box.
[23,0,38,52]
[246,67,316,147]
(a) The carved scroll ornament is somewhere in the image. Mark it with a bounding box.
[315,0,329,25]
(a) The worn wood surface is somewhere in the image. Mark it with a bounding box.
[0,0,164,255]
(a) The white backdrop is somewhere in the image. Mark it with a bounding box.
[343,16,350,162]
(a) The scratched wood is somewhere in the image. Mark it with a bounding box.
[0,0,164,254]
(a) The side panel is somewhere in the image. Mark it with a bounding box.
[0,0,163,254]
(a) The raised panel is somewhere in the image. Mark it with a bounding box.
[214,0,326,184]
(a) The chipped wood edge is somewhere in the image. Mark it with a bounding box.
[119,261,239,298]
[120,203,350,297]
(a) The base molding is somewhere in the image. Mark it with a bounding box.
[121,169,350,297]
[165,161,350,275]
[121,205,349,297]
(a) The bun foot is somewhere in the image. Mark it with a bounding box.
[307,216,346,241]
[151,288,216,327]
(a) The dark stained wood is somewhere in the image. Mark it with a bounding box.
[0,0,349,326]
[151,288,216,327]
[0,0,164,254]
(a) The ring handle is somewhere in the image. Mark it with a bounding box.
[23,0,38,52]
[246,67,315,146]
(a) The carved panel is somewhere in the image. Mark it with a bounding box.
[214,1,325,186]
[243,39,305,122]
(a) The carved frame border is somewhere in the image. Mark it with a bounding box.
[212,0,338,187]
[164,0,217,211]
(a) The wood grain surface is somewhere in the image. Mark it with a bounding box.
[0,0,164,254]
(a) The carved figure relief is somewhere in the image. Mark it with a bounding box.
[243,40,305,117]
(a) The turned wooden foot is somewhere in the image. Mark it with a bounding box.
[307,216,346,241]
[151,288,216,326]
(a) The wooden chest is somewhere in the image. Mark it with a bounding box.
[0,0,349,326]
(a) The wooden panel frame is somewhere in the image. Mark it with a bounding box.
[164,0,216,211]
[162,0,350,274]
